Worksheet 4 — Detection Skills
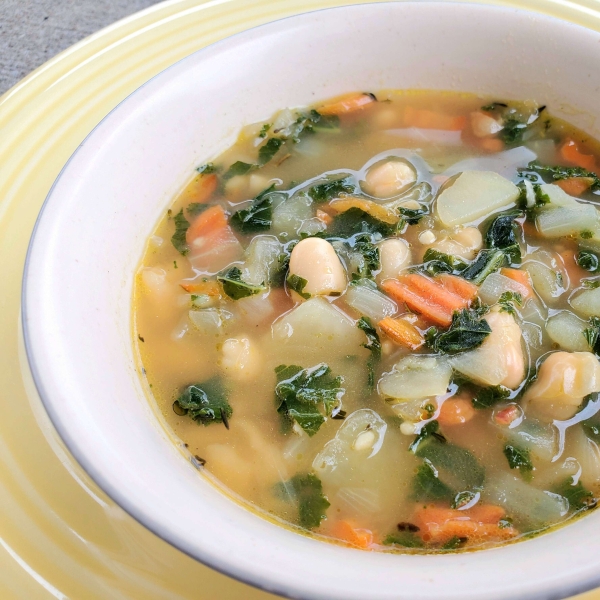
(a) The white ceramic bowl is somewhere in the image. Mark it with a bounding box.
[23,3,600,599]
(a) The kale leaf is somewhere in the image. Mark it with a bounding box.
[171,208,190,255]
[398,204,429,225]
[174,377,232,426]
[501,117,527,145]
[349,234,380,278]
[217,266,264,300]
[275,364,345,436]
[441,536,468,550]
[461,248,509,284]
[583,317,600,354]
[412,460,454,502]
[187,202,213,218]
[277,473,330,529]
[577,250,600,273]
[357,316,381,391]
[223,160,258,180]
[286,274,310,299]
[327,207,396,238]
[421,248,467,277]
[258,137,284,165]
[552,477,596,512]
[472,385,511,409]
[196,162,218,174]
[498,291,523,316]
[484,210,523,264]
[308,176,355,203]
[526,161,600,191]
[503,444,533,480]
[230,185,278,233]
[383,532,424,548]
[428,309,492,354]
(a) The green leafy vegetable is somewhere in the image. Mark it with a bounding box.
[277,473,330,529]
[308,176,355,203]
[171,208,190,255]
[441,536,468,550]
[552,477,596,511]
[196,162,218,174]
[421,248,467,277]
[286,274,310,299]
[274,364,345,436]
[187,202,213,218]
[258,137,284,165]
[503,444,533,480]
[527,161,600,191]
[383,532,424,548]
[462,248,508,285]
[217,266,264,300]
[357,317,381,391]
[583,317,600,354]
[472,385,511,409]
[577,251,600,273]
[584,280,600,289]
[230,185,278,233]
[398,204,429,225]
[452,490,478,509]
[350,234,380,278]
[258,123,271,138]
[412,460,454,502]
[427,309,492,354]
[327,208,396,239]
[174,377,232,426]
[484,210,523,264]
[498,291,523,316]
[223,160,258,180]
[312,114,340,133]
[409,420,447,452]
[501,117,527,145]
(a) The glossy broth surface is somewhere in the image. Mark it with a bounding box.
[134,90,600,552]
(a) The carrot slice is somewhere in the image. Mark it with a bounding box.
[435,274,478,302]
[185,173,218,204]
[186,205,228,246]
[479,138,505,153]
[330,521,374,549]
[560,138,596,171]
[556,176,594,196]
[378,317,424,349]
[404,106,467,131]
[438,396,475,426]
[318,93,376,116]
[559,250,589,289]
[404,273,469,312]
[180,280,221,296]
[316,209,333,226]
[329,197,399,224]
[499,268,534,300]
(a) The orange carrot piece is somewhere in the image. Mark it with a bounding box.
[499,268,534,300]
[403,273,469,312]
[316,209,333,226]
[186,205,228,246]
[318,92,376,116]
[180,280,221,296]
[560,138,596,171]
[378,317,424,350]
[479,138,505,153]
[185,173,218,204]
[330,521,374,549]
[404,106,467,131]
[559,250,589,289]
[438,396,475,426]
[556,176,594,196]
[435,274,478,302]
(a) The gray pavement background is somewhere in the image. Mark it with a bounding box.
[0,0,163,95]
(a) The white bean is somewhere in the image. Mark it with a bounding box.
[377,238,411,281]
[221,336,262,382]
[363,160,416,198]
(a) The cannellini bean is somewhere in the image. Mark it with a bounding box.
[377,239,411,281]
[288,238,346,297]
[524,352,600,421]
[470,111,503,138]
[352,429,377,451]
[221,336,262,382]
[362,160,416,198]
[432,226,483,260]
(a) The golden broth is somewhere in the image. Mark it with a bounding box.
[134,90,600,552]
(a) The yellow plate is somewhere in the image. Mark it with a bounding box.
[3,0,600,597]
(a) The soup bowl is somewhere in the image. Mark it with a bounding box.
[22,3,600,599]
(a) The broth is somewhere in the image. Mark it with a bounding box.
[134,90,600,552]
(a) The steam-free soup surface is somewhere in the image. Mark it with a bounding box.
[135,90,600,552]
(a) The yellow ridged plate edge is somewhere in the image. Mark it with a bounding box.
[2,0,600,598]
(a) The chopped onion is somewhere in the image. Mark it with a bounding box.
[546,311,591,352]
[379,356,452,401]
[345,282,397,322]
[571,286,600,319]
[242,235,282,286]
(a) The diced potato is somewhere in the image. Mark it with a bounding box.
[449,308,525,389]
[571,286,600,318]
[536,204,599,238]
[272,194,313,237]
[345,282,397,322]
[436,171,520,227]
[546,311,592,352]
[379,356,452,401]
[478,272,530,306]
[242,235,283,286]
[524,352,600,421]
[523,250,567,306]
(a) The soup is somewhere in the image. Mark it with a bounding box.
[134,90,600,552]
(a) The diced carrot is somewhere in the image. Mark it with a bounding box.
[414,505,516,545]
[435,273,478,302]
[559,250,589,289]
[378,317,424,350]
[479,138,505,153]
[330,521,374,549]
[500,268,534,300]
[329,197,399,224]
[404,106,467,131]
[381,274,468,327]
[494,404,521,426]
[438,396,475,426]
[180,280,221,296]
[556,176,594,196]
[185,173,218,204]
[316,209,333,226]
[186,205,228,246]
[560,138,596,171]
[318,92,376,116]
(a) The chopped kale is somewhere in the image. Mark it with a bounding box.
[526,161,600,191]
[327,207,397,239]
[409,420,447,452]
[217,266,264,300]
[421,248,467,277]
[230,185,278,233]
[501,117,527,145]
[357,317,381,391]
[196,162,218,174]
[383,531,424,548]
[258,123,271,138]
[174,377,232,426]
[484,210,523,264]
[312,114,340,132]
[583,317,600,354]
[308,176,355,203]
[398,204,429,225]
[553,477,596,512]
[282,109,322,143]
[286,273,311,299]
[277,473,330,529]
[577,250,600,273]
[584,280,600,289]
[452,490,478,509]
[171,208,190,255]
[412,460,454,502]
[461,248,508,284]
[441,536,468,550]
[258,137,284,165]
[350,234,380,278]
[504,444,533,480]
[275,364,345,436]
[472,385,511,409]
[428,309,492,354]
[187,202,213,217]
[498,291,523,316]
[223,160,257,180]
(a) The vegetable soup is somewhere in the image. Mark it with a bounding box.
[134,90,600,552]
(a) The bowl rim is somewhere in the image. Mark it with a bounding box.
[21,2,600,599]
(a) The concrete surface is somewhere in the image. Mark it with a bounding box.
[0,0,163,95]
